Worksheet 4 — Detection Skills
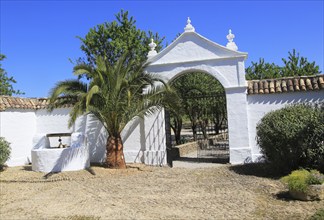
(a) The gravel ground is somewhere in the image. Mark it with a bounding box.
[0,163,323,220]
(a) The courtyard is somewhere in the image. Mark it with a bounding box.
[1,163,323,220]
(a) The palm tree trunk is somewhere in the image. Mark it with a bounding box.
[106,135,126,169]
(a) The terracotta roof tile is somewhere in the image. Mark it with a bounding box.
[247,75,324,95]
[0,96,74,111]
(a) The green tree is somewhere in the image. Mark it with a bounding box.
[77,10,164,69]
[49,54,174,169]
[281,49,320,77]
[245,49,321,80]
[0,54,24,96]
[170,73,226,143]
[245,58,281,80]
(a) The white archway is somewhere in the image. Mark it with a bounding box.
[143,19,252,165]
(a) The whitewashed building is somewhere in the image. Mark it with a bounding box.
[1,18,323,168]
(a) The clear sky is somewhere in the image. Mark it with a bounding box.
[1,0,323,98]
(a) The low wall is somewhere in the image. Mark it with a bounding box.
[1,81,323,167]
[0,106,162,167]
[172,142,198,159]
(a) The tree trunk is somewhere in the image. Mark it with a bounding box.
[171,116,183,145]
[106,135,126,169]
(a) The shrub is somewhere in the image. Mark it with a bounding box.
[0,137,11,168]
[256,103,324,173]
[281,169,324,193]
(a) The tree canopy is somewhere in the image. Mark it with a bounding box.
[0,54,24,96]
[169,73,226,144]
[245,49,321,80]
[77,10,164,69]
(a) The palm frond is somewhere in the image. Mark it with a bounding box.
[48,79,87,110]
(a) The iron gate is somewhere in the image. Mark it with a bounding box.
[166,93,229,165]
[191,94,229,163]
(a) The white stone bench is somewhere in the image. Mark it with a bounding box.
[31,133,90,172]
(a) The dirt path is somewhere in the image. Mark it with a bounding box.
[0,164,323,220]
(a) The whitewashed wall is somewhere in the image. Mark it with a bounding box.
[1,89,323,167]
[0,109,36,166]
[247,90,324,161]
[0,107,152,166]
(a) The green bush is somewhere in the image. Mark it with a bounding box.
[281,169,324,193]
[256,103,324,173]
[0,137,11,168]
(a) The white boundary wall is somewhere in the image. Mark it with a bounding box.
[0,107,163,166]
[0,109,36,166]
[1,89,323,167]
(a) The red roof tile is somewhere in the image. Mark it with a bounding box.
[0,96,73,111]
[247,75,324,95]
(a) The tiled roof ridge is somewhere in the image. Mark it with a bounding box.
[247,74,324,95]
[0,96,73,111]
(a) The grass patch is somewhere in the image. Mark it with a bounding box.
[309,209,324,220]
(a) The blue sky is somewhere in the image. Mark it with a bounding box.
[1,0,323,98]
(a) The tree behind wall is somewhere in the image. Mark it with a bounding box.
[245,49,321,80]
[170,73,226,144]
[77,10,164,71]
[0,54,24,96]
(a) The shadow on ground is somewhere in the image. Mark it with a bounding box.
[229,163,284,179]
[21,165,32,171]
[176,156,229,164]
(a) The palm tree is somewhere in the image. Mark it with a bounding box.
[49,54,173,169]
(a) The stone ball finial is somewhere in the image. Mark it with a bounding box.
[184,17,195,32]
[226,29,238,51]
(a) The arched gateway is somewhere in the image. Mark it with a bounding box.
[144,18,251,165]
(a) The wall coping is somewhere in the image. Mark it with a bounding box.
[247,74,324,95]
[0,96,73,111]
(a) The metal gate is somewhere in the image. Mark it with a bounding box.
[165,93,229,166]
[185,93,229,163]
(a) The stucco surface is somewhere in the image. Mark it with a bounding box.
[0,109,36,166]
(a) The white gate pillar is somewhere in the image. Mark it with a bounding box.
[225,86,251,164]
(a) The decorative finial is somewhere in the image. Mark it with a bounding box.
[184,17,195,32]
[226,29,238,51]
[147,38,157,58]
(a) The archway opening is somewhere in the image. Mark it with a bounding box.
[165,71,229,166]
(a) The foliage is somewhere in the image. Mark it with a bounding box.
[245,58,282,80]
[246,49,321,80]
[49,53,174,168]
[309,209,324,220]
[281,169,324,193]
[0,137,11,167]
[77,10,164,70]
[0,54,24,96]
[169,72,226,143]
[256,103,324,173]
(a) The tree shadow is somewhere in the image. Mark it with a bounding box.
[21,165,33,171]
[229,162,284,179]
[176,156,229,164]
[86,167,96,175]
[275,191,295,201]
[43,171,60,179]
